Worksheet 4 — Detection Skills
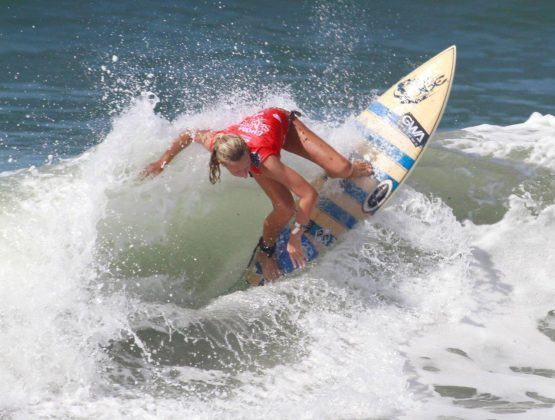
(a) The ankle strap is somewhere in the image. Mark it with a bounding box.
[258,237,276,258]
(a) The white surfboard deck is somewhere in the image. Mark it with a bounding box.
[246,46,457,286]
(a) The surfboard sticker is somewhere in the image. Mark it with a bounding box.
[245,46,456,286]
[397,113,430,148]
[362,180,393,213]
[393,74,448,104]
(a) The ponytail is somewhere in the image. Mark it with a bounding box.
[209,147,221,184]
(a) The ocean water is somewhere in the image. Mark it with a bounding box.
[1,1,555,419]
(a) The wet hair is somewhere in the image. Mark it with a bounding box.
[209,134,249,184]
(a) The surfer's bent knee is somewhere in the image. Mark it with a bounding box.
[275,201,295,220]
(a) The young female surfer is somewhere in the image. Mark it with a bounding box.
[143,108,372,281]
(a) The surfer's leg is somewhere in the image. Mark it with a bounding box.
[253,173,296,244]
[283,117,371,178]
[252,173,296,281]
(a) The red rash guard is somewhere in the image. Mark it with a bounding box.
[211,108,290,174]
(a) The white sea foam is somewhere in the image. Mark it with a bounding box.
[2,101,555,419]
[442,112,555,171]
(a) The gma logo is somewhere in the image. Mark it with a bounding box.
[397,113,429,147]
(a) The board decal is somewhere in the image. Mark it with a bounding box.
[355,122,415,170]
[277,232,319,273]
[372,168,399,190]
[393,74,448,104]
[368,102,430,149]
[316,197,358,230]
[339,179,368,205]
[306,220,336,246]
[362,180,393,213]
[255,230,320,275]
[397,112,430,147]
[368,102,400,127]
[312,211,347,238]
[373,153,407,183]
[357,110,420,159]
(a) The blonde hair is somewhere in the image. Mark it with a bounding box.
[209,134,249,184]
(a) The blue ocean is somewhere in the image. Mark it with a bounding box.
[1,1,555,418]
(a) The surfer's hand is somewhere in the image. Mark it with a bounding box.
[287,233,306,269]
[258,253,280,282]
[142,160,166,178]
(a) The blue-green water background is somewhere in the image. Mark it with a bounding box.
[2,0,554,171]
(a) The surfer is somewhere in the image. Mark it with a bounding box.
[143,108,372,281]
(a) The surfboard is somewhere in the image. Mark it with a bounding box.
[246,46,457,286]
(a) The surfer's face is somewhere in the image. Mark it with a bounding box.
[223,152,250,178]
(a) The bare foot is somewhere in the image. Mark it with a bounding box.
[349,160,373,178]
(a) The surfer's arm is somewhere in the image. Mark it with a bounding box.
[143,130,213,177]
